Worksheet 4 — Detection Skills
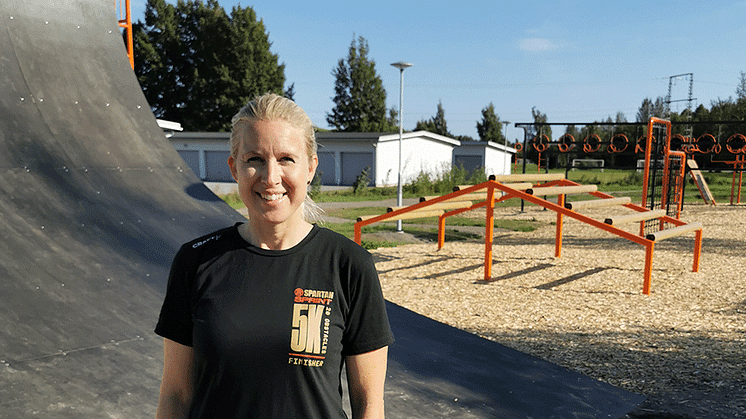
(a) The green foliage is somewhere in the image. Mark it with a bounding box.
[476,102,503,143]
[636,97,666,122]
[327,36,395,132]
[133,0,285,131]
[415,101,451,136]
[404,163,488,195]
[309,170,323,197]
[218,192,244,209]
[352,166,371,195]
[737,71,746,103]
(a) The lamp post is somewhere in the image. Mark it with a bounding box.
[503,121,510,175]
[391,61,412,232]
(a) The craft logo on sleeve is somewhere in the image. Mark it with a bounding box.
[288,288,334,368]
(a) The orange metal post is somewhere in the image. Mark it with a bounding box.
[693,229,702,273]
[117,0,135,70]
[354,224,362,244]
[643,242,655,295]
[437,214,446,250]
[484,186,495,281]
[555,194,565,257]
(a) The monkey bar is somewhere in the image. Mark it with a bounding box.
[353,173,703,295]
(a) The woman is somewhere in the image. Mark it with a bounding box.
[155,93,393,418]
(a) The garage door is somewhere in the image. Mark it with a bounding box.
[341,152,374,186]
[317,152,337,185]
[177,150,200,179]
[205,150,232,182]
[454,155,483,176]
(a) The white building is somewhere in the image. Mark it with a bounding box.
[453,140,516,177]
[168,130,515,187]
[170,132,233,182]
[315,131,460,187]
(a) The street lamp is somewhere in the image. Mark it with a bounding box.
[503,121,510,175]
[391,61,412,232]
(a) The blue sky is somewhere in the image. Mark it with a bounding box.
[127,0,746,141]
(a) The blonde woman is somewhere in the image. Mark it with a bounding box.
[155,93,393,418]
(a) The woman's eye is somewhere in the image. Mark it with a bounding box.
[281,157,295,163]
[246,156,263,164]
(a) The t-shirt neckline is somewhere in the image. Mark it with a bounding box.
[233,222,319,256]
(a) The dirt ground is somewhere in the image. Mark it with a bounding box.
[352,203,745,418]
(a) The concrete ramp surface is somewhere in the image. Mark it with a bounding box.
[0,0,243,416]
[0,0,644,417]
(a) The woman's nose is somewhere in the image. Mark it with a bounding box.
[262,160,281,185]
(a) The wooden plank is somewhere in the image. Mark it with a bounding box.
[357,210,444,222]
[565,197,632,210]
[604,209,666,225]
[388,201,472,212]
[420,192,492,203]
[453,182,533,192]
[526,185,598,196]
[490,173,565,183]
[687,159,716,205]
[646,222,703,241]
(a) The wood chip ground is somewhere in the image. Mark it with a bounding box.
[365,203,745,418]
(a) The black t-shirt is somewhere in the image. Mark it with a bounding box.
[155,224,394,418]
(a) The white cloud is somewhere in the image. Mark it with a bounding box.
[518,38,559,52]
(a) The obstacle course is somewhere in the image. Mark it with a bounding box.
[355,170,702,295]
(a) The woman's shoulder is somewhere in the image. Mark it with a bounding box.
[311,225,372,258]
[176,223,242,259]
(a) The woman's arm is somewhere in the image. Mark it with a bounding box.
[345,346,389,419]
[156,338,195,419]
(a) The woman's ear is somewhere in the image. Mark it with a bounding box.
[227,155,239,182]
[307,154,319,185]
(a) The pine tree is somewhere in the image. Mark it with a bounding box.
[133,0,286,131]
[415,101,451,136]
[327,36,394,132]
[736,71,746,103]
[476,102,503,143]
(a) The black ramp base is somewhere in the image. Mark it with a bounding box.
[385,302,645,418]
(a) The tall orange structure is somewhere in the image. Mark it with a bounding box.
[117,0,134,69]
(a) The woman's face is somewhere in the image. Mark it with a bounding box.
[228,119,317,229]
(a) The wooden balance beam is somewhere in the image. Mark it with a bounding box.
[646,221,703,241]
[452,182,533,192]
[604,209,666,226]
[565,197,632,210]
[526,185,598,196]
[489,173,566,183]
[356,210,444,222]
[388,201,473,212]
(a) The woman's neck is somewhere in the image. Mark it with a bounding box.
[239,220,313,250]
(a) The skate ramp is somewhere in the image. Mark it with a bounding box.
[0,0,243,416]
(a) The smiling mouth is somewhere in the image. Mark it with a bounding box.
[259,192,286,201]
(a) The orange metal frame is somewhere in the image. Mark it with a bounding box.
[117,0,135,70]
[353,177,702,295]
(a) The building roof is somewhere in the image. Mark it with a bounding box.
[456,140,517,154]
[316,130,461,147]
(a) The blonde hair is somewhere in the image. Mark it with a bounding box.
[230,93,324,224]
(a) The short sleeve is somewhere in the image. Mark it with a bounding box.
[341,250,394,356]
[154,244,195,347]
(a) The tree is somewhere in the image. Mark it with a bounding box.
[326,36,394,132]
[133,0,286,131]
[737,71,746,103]
[415,100,451,136]
[636,97,666,123]
[476,103,503,143]
[531,107,551,140]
